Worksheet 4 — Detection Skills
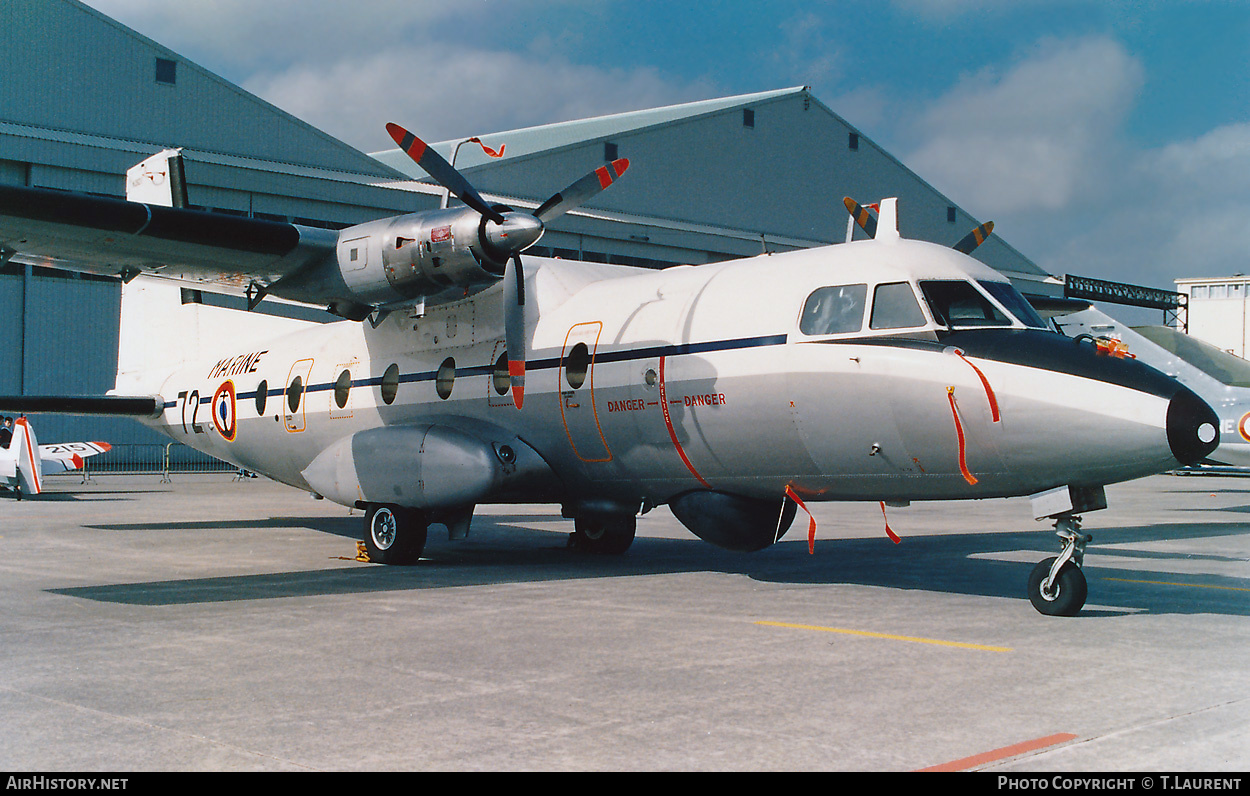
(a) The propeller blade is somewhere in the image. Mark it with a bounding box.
[386,122,504,224]
[953,221,995,254]
[534,159,630,222]
[503,255,527,409]
[842,197,878,239]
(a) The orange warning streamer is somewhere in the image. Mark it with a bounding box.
[947,388,978,486]
[879,502,901,544]
[466,137,505,158]
[785,485,818,554]
[954,351,1000,422]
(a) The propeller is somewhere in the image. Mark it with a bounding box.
[386,123,630,409]
[843,197,878,239]
[953,220,994,254]
[844,196,995,254]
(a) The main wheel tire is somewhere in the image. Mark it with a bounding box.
[1027,556,1088,616]
[570,516,636,555]
[363,504,428,565]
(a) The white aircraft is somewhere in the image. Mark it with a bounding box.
[0,416,111,499]
[0,132,1221,615]
[1056,306,1250,468]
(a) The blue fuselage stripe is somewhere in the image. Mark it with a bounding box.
[175,333,789,408]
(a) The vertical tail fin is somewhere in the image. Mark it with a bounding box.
[13,417,41,496]
[114,151,317,394]
[126,149,187,208]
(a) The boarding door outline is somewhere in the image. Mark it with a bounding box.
[284,358,315,433]
[559,322,611,463]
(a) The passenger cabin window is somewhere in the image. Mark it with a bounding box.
[870,282,927,329]
[919,280,1010,328]
[286,376,304,413]
[334,369,352,409]
[380,363,399,405]
[800,284,867,335]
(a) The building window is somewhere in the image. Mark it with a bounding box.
[1230,284,1245,299]
[848,133,859,151]
[743,109,755,128]
[1191,285,1209,300]
[1211,284,1228,299]
[947,206,957,224]
[604,142,618,161]
[155,58,177,85]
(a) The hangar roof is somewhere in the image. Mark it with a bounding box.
[373,87,811,174]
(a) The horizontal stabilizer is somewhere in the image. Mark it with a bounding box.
[0,395,164,418]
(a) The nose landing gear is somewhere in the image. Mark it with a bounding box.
[1026,485,1104,616]
[1027,517,1091,616]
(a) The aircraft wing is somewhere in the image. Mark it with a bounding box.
[38,441,112,474]
[0,184,338,297]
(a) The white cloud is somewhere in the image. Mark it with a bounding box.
[82,0,709,151]
[242,45,712,152]
[905,36,1144,217]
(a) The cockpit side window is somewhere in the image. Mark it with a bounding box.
[870,282,928,329]
[919,280,1010,328]
[977,280,1048,328]
[800,284,867,336]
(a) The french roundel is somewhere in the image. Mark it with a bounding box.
[1238,412,1250,444]
[212,380,237,442]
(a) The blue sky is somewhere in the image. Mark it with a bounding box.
[84,0,1250,306]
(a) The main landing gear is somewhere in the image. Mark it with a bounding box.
[1026,485,1104,617]
[361,503,428,565]
[569,515,636,555]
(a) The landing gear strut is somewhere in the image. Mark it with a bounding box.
[1027,485,1105,616]
[1027,516,1091,616]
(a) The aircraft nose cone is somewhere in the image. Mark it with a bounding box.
[484,212,544,254]
[1167,386,1220,466]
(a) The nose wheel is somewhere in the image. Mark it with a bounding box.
[1027,517,1091,616]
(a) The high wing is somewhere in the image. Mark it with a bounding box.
[0,183,338,302]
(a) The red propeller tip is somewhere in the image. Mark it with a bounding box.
[386,123,427,161]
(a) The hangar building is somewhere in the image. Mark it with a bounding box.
[1,0,1056,453]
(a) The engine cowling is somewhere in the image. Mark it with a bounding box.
[271,205,542,320]
[668,491,797,552]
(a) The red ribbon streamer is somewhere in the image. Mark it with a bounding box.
[467,137,505,158]
[947,388,978,486]
[954,351,1000,422]
[879,501,901,544]
[785,484,818,554]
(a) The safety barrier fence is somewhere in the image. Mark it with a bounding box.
[66,442,238,482]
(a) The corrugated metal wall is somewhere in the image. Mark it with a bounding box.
[0,266,162,447]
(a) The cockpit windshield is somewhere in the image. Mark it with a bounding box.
[977,280,1048,328]
[919,281,1009,328]
[919,279,1046,329]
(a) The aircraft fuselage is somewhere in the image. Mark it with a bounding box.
[136,240,1218,517]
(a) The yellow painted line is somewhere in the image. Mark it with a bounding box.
[1105,577,1250,592]
[754,621,1013,652]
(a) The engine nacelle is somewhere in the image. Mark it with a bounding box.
[272,205,544,320]
[668,490,797,552]
[336,207,507,307]
[300,422,557,509]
